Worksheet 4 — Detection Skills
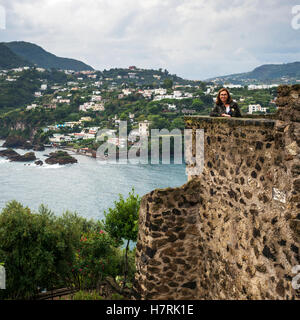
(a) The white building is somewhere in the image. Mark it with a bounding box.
[248,104,267,114]
[26,104,38,111]
[122,89,133,96]
[58,99,71,104]
[168,104,177,110]
[91,95,102,102]
[139,120,151,137]
[154,88,167,95]
[224,84,242,89]
[173,91,182,98]
[248,84,279,90]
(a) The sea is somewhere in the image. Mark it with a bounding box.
[0,141,187,222]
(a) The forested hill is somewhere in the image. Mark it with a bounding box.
[1,41,94,71]
[207,62,300,84]
[0,43,33,69]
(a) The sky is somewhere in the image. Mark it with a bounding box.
[0,0,300,80]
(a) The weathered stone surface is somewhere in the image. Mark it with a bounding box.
[134,86,300,300]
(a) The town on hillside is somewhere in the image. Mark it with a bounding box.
[0,66,279,156]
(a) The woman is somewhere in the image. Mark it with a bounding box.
[210,88,242,117]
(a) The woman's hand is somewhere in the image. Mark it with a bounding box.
[221,113,231,117]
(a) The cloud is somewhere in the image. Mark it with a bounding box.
[0,0,299,79]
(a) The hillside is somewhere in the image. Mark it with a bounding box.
[3,41,94,71]
[207,62,300,84]
[0,43,33,69]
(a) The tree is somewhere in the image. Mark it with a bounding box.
[192,98,204,111]
[163,79,173,89]
[103,188,140,289]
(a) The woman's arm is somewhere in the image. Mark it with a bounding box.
[233,103,242,117]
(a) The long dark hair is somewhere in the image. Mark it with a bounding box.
[216,88,233,105]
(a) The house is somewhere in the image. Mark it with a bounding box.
[92,103,105,111]
[139,120,151,137]
[128,73,137,79]
[168,104,177,111]
[173,91,182,98]
[80,117,92,123]
[65,122,81,128]
[26,104,38,111]
[88,127,100,135]
[182,108,196,114]
[248,104,267,114]
[91,95,102,102]
[44,104,57,110]
[49,134,67,143]
[154,88,167,95]
[122,89,133,96]
[58,99,71,104]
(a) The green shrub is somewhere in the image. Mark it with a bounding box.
[0,202,74,299]
[72,290,103,300]
[71,230,122,290]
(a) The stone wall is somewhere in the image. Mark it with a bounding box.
[133,85,300,300]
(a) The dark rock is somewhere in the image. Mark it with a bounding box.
[0,148,19,159]
[168,282,179,287]
[33,145,45,151]
[262,245,276,261]
[244,191,253,199]
[2,135,33,149]
[255,264,267,273]
[275,279,285,297]
[255,141,263,150]
[253,228,261,238]
[182,281,197,290]
[35,160,43,166]
[291,165,300,177]
[146,246,157,259]
[251,171,257,179]
[278,240,286,246]
[10,152,36,162]
[291,244,299,254]
[271,217,278,225]
[45,151,78,165]
[293,179,300,192]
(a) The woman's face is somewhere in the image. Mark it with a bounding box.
[219,90,228,104]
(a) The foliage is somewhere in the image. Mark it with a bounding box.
[72,290,103,300]
[71,230,122,290]
[104,188,140,246]
[0,197,138,300]
[104,188,140,289]
[0,202,75,299]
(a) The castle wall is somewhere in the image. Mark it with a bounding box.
[134,85,300,300]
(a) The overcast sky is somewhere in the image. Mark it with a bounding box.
[0,0,299,80]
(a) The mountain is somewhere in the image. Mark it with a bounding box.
[2,41,94,71]
[206,62,300,84]
[0,43,33,69]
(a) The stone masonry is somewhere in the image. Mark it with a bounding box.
[133,85,300,300]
